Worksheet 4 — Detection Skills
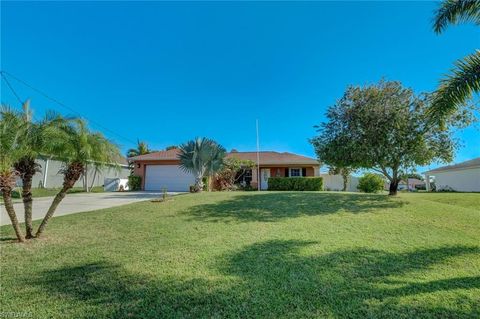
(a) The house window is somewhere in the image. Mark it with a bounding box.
[289,168,301,177]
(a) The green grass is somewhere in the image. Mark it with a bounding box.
[1,192,479,318]
[3,186,104,202]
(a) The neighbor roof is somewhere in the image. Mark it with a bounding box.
[130,150,320,166]
[424,157,480,174]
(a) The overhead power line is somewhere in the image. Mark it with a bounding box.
[0,70,137,145]
[1,71,24,104]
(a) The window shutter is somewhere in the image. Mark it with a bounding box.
[302,168,307,177]
[285,168,289,177]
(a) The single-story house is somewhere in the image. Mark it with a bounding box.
[129,149,321,191]
[424,157,480,192]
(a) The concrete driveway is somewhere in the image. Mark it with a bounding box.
[0,191,177,226]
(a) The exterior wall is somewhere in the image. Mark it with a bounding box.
[133,160,181,190]
[21,158,129,189]
[430,168,480,192]
[321,174,359,192]
[251,165,320,189]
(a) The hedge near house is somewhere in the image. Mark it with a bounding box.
[128,175,142,191]
[268,177,323,191]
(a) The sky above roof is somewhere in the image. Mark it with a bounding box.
[1,1,479,173]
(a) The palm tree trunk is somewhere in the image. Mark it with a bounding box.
[1,189,25,242]
[15,157,37,238]
[21,177,34,238]
[88,169,97,192]
[35,161,84,238]
[35,186,68,238]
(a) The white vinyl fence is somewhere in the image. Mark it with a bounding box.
[320,174,359,192]
[16,157,130,189]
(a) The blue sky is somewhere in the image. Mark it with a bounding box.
[1,1,479,172]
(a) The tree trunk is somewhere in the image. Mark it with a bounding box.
[342,174,348,192]
[35,161,84,238]
[15,157,37,238]
[1,189,25,242]
[194,175,204,192]
[389,179,399,196]
[88,169,97,192]
[35,187,69,238]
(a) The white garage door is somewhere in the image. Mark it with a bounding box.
[144,165,195,192]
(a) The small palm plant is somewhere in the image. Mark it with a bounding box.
[35,119,120,237]
[430,0,480,123]
[178,137,226,192]
[0,106,26,242]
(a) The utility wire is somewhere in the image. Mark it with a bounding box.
[0,70,137,145]
[1,71,24,104]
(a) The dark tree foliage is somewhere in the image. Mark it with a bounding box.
[311,80,471,195]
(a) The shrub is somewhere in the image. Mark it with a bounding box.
[357,173,384,193]
[127,175,142,191]
[268,177,323,191]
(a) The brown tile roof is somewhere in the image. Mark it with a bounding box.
[424,157,480,174]
[130,150,320,166]
[227,151,319,166]
[128,148,181,161]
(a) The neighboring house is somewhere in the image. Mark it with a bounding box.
[424,157,480,192]
[17,156,130,189]
[130,149,321,191]
[407,178,425,191]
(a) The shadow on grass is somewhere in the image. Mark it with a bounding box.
[183,192,406,222]
[32,242,479,318]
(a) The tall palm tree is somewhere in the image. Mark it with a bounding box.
[430,0,480,123]
[35,119,120,238]
[12,101,69,238]
[0,106,26,242]
[127,140,150,158]
[178,137,226,192]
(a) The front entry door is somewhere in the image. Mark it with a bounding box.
[260,169,270,190]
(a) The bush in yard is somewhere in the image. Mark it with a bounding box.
[268,177,323,191]
[357,173,384,193]
[128,175,142,191]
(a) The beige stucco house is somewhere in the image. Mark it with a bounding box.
[129,149,320,191]
[424,157,480,192]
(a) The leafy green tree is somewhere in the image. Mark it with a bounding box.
[0,106,26,242]
[311,80,471,195]
[430,0,480,124]
[328,166,354,192]
[36,119,120,237]
[165,145,178,151]
[178,137,226,192]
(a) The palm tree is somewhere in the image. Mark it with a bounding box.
[127,140,150,158]
[430,0,480,123]
[35,119,120,238]
[0,106,26,242]
[178,137,226,192]
[12,101,69,238]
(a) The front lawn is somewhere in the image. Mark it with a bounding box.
[0,192,479,318]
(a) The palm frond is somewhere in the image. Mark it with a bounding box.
[433,0,480,34]
[429,50,480,123]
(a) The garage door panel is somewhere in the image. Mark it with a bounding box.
[145,165,194,192]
